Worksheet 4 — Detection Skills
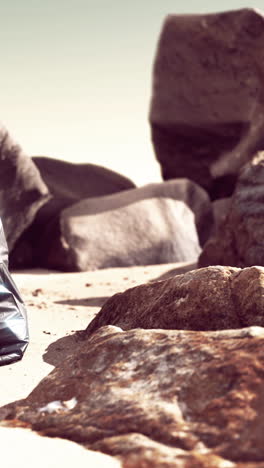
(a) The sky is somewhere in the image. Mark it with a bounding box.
[1,0,262,185]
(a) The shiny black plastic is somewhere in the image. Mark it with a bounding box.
[0,221,29,365]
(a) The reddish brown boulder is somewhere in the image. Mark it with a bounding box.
[199,152,264,268]
[84,265,264,337]
[2,325,264,466]
[150,8,264,199]
[0,126,49,250]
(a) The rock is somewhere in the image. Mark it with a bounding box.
[84,265,264,336]
[3,325,264,466]
[62,178,213,247]
[150,8,264,199]
[0,425,120,467]
[32,156,136,204]
[211,197,231,235]
[37,197,201,271]
[0,126,49,250]
[9,157,136,268]
[10,178,212,269]
[199,152,264,268]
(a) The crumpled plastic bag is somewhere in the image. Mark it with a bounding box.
[0,220,29,365]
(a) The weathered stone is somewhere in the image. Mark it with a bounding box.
[10,178,212,269]
[84,265,264,337]
[199,152,264,268]
[10,156,136,268]
[36,197,201,271]
[211,197,231,235]
[2,325,264,466]
[150,8,264,199]
[33,156,136,202]
[0,126,49,250]
[0,424,120,467]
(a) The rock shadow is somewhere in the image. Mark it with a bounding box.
[54,296,109,307]
[42,332,84,367]
[150,262,198,282]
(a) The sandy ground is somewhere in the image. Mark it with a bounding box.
[0,261,196,408]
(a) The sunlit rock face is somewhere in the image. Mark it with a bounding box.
[199,152,264,268]
[10,178,212,271]
[150,8,264,199]
[0,126,49,250]
[10,156,136,269]
[36,197,201,271]
[2,325,264,466]
[84,265,264,337]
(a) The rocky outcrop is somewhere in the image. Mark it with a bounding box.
[199,152,264,268]
[2,325,264,466]
[84,265,264,336]
[34,197,201,271]
[0,126,49,250]
[150,8,264,199]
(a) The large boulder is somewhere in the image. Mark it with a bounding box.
[32,156,136,207]
[0,126,49,250]
[150,8,264,199]
[10,157,136,268]
[199,152,264,268]
[10,178,212,269]
[2,325,264,466]
[33,197,201,271]
[84,265,264,337]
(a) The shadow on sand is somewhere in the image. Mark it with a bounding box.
[54,296,109,307]
[150,262,197,282]
[42,332,85,367]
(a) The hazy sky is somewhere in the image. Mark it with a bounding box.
[1,0,262,185]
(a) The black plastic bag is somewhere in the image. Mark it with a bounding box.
[0,220,29,365]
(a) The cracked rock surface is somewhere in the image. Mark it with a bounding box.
[2,325,264,466]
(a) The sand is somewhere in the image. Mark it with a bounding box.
[0,261,196,408]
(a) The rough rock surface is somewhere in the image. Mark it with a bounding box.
[199,152,264,268]
[61,178,213,247]
[211,197,231,235]
[37,197,201,271]
[84,265,264,337]
[150,8,264,199]
[33,156,136,203]
[2,325,264,466]
[0,424,120,467]
[0,126,49,250]
[10,178,212,269]
[10,157,135,268]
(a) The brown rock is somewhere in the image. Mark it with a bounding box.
[199,152,264,268]
[2,325,264,466]
[10,157,136,268]
[33,156,136,202]
[84,265,264,337]
[10,178,213,269]
[38,197,201,271]
[0,126,49,250]
[150,8,264,199]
